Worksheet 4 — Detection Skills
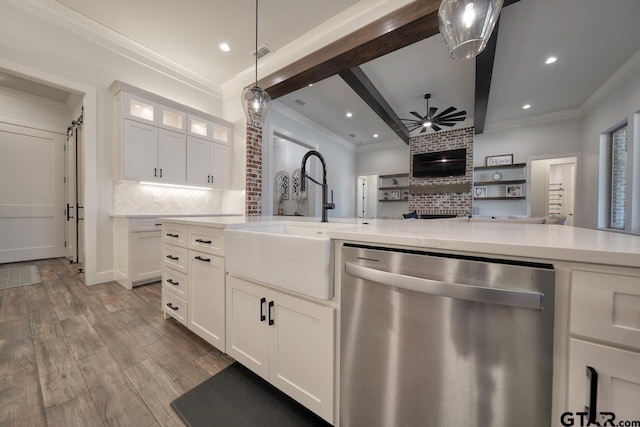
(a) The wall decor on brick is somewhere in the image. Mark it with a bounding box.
[409,126,474,216]
[246,117,263,216]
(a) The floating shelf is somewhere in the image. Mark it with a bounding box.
[473,163,526,171]
[379,199,408,202]
[379,186,409,191]
[379,173,409,179]
[474,179,526,186]
[474,197,526,201]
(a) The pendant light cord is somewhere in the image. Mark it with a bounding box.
[254,0,258,87]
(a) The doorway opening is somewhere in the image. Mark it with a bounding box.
[530,157,577,225]
[356,174,378,219]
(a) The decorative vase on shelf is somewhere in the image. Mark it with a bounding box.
[383,192,389,200]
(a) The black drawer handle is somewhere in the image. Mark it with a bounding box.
[166,255,179,261]
[586,366,598,424]
[166,233,179,238]
[268,300,275,326]
[155,223,162,226]
[166,303,179,311]
[195,238,212,244]
[166,279,179,286]
[260,297,266,322]
[195,256,211,263]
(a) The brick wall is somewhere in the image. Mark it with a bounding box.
[409,127,474,216]
[245,118,263,216]
[611,127,627,229]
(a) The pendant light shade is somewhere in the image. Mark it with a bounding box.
[242,85,271,127]
[242,0,271,127]
[438,0,504,60]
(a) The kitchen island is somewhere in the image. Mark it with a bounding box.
[161,216,640,426]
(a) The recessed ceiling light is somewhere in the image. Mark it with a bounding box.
[308,84,313,87]
[545,56,557,64]
[346,112,353,118]
[373,134,379,138]
[523,104,531,109]
[219,42,231,52]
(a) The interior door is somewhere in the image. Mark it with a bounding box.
[0,122,65,263]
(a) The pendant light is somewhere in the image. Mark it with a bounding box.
[438,0,504,60]
[241,0,271,127]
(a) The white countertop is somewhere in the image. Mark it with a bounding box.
[111,213,242,218]
[162,216,640,268]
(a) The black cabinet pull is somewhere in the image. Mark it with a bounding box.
[195,239,212,244]
[159,168,163,178]
[268,301,275,326]
[167,279,179,286]
[207,175,210,183]
[155,223,162,226]
[166,255,179,261]
[154,167,157,177]
[195,256,210,263]
[66,203,74,221]
[260,297,266,322]
[586,366,598,425]
[166,233,179,238]
[166,303,179,311]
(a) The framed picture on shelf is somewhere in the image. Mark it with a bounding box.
[506,184,523,197]
[486,154,514,167]
[390,190,400,200]
[474,186,488,198]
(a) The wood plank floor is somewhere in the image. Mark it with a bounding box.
[0,258,233,427]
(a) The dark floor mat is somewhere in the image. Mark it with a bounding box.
[170,362,332,427]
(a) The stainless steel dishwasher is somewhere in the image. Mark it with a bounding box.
[340,244,555,427]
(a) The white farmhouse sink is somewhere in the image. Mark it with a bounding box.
[224,222,356,299]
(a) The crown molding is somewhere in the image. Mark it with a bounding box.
[10,0,223,98]
[271,101,356,152]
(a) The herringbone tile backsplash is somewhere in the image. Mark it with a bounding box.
[113,182,223,215]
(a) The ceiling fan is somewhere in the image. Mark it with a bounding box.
[400,94,466,133]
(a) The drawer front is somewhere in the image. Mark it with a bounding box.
[162,267,188,299]
[163,244,188,274]
[162,290,187,325]
[188,226,224,256]
[571,270,640,350]
[162,224,187,247]
[131,217,163,232]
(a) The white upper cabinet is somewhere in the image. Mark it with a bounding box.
[111,81,233,187]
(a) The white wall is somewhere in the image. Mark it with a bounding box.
[0,1,224,284]
[356,139,409,176]
[264,103,356,218]
[580,52,640,232]
[0,88,71,132]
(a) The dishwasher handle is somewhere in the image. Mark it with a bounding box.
[345,262,544,310]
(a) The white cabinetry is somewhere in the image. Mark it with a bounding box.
[567,269,640,422]
[111,81,232,188]
[162,223,226,353]
[226,275,334,422]
[113,217,163,289]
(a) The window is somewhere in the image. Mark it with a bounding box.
[609,126,628,229]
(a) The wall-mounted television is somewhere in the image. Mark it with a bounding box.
[412,148,467,178]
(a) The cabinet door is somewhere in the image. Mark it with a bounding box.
[186,136,210,187]
[209,141,230,189]
[269,290,335,422]
[123,119,158,181]
[130,231,162,284]
[225,276,270,379]
[568,339,640,423]
[158,129,187,184]
[188,251,225,351]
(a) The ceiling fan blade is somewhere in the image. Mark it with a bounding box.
[437,122,457,127]
[401,119,421,126]
[407,125,422,133]
[431,124,442,132]
[428,107,437,118]
[438,111,466,120]
[433,106,456,120]
[437,116,466,122]
[410,111,424,120]
[420,126,428,134]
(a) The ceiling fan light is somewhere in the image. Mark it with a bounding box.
[242,85,271,127]
[438,0,504,60]
[423,121,432,128]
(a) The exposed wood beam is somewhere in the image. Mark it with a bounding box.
[475,0,521,134]
[261,0,441,100]
[339,66,410,144]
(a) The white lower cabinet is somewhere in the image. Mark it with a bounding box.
[188,250,225,351]
[113,217,163,289]
[567,339,640,423]
[226,275,335,423]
